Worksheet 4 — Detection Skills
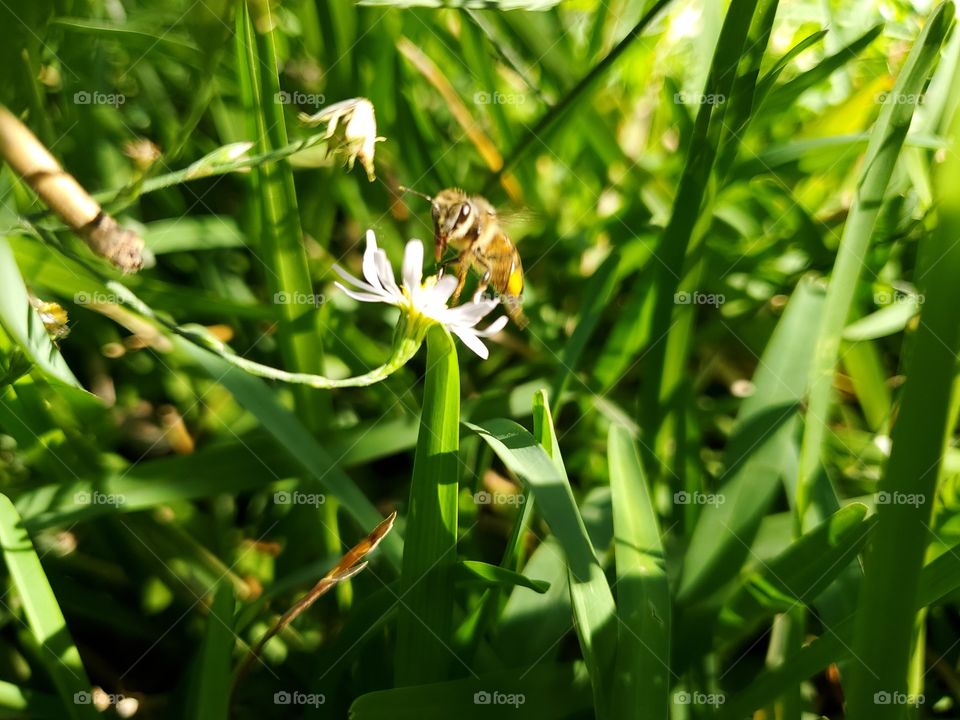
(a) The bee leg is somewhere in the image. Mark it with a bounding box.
[452,266,469,302]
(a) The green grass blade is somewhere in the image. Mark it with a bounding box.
[678,277,825,602]
[759,24,883,116]
[0,494,97,720]
[717,504,873,644]
[549,250,621,414]
[0,236,82,389]
[188,582,235,720]
[350,664,592,719]
[456,561,549,594]
[846,11,960,713]
[607,424,670,720]
[467,414,617,718]
[395,326,460,686]
[796,3,952,529]
[638,0,762,436]
[175,337,402,570]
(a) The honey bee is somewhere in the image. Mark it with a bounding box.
[400,186,528,328]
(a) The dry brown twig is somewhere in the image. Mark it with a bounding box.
[230,511,398,700]
[0,105,144,272]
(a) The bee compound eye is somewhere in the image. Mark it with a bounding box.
[459,204,471,220]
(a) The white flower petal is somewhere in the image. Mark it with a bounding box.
[445,299,499,327]
[362,230,384,291]
[402,240,424,293]
[431,275,459,304]
[375,249,401,299]
[333,263,376,293]
[451,327,490,359]
[476,315,509,336]
[335,282,392,304]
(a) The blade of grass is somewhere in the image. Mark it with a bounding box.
[0,494,97,720]
[350,663,592,719]
[0,236,82,390]
[187,582,235,720]
[796,2,952,530]
[607,424,670,720]
[176,337,402,571]
[483,0,672,193]
[638,0,762,444]
[677,277,825,602]
[467,412,617,719]
[394,326,460,686]
[846,12,960,713]
[716,503,873,645]
[236,0,341,574]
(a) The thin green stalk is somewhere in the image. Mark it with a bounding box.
[637,0,761,452]
[237,0,343,592]
[395,325,460,686]
[482,0,672,194]
[795,3,953,530]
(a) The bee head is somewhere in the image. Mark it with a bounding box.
[432,188,476,261]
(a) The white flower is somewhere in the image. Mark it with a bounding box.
[300,98,383,181]
[334,230,508,359]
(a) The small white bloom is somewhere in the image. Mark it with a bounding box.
[300,97,383,181]
[334,230,508,359]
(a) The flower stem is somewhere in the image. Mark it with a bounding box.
[395,325,460,686]
[178,324,422,389]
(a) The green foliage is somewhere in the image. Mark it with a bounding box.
[0,0,957,717]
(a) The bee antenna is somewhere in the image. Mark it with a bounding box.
[398,185,433,202]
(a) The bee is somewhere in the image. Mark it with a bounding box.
[400,186,528,328]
